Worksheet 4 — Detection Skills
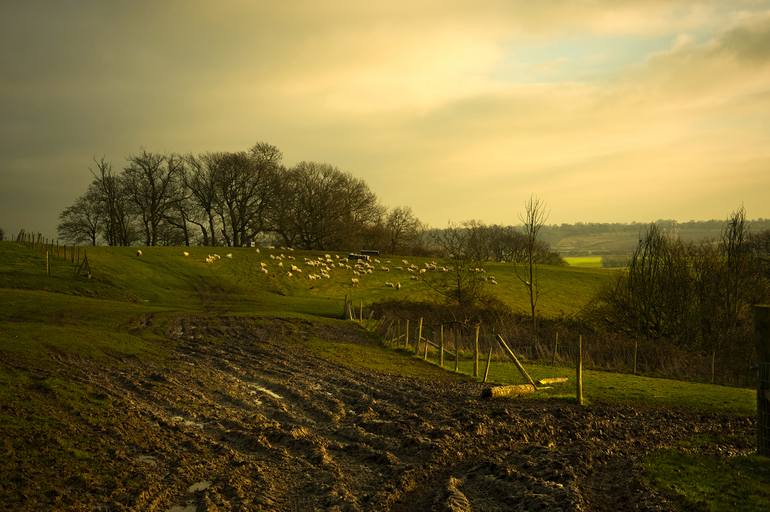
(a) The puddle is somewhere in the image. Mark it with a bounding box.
[134,455,157,466]
[168,506,196,512]
[249,384,282,399]
[187,480,212,493]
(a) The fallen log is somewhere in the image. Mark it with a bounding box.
[536,377,568,386]
[481,383,536,398]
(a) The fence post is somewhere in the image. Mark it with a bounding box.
[633,339,638,375]
[405,319,410,348]
[46,250,50,276]
[552,331,559,365]
[473,324,480,378]
[577,335,584,406]
[439,324,445,368]
[454,332,460,373]
[415,317,423,355]
[754,305,770,456]
[483,345,493,383]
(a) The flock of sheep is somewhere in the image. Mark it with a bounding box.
[135,247,499,288]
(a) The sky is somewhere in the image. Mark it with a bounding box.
[2,0,770,238]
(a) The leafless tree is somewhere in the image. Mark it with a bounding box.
[90,157,134,246]
[423,222,487,311]
[122,151,185,246]
[57,183,102,245]
[275,162,383,250]
[384,206,423,254]
[186,153,221,246]
[516,195,549,334]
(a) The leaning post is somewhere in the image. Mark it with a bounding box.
[576,335,584,406]
[755,305,770,456]
[473,324,480,378]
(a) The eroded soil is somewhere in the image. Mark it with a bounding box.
[0,317,755,511]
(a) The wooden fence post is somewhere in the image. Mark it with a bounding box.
[496,335,537,388]
[552,331,559,365]
[483,345,493,383]
[454,333,460,373]
[415,317,423,355]
[439,324,445,368]
[633,339,638,375]
[46,250,50,276]
[405,319,410,348]
[577,335,584,405]
[473,324,480,378]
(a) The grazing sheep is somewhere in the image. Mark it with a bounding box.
[419,268,426,274]
[291,265,300,272]
[351,277,360,286]
[278,261,284,268]
[183,251,189,257]
[287,271,293,278]
[136,249,143,257]
[395,266,403,271]
[396,282,401,290]
[410,275,419,280]
[260,262,268,267]
[260,267,269,274]
[402,259,409,265]
[385,281,394,287]
[255,248,260,253]
[226,253,233,259]
[380,266,390,272]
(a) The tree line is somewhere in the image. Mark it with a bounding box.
[58,143,424,253]
[56,143,564,264]
[586,206,770,382]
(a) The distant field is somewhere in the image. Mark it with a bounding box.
[563,256,603,268]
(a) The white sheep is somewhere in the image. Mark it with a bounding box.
[226,253,233,259]
[351,277,360,286]
[136,249,143,257]
[260,267,269,274]
[183,251,189,257]
[396,282,401,290]
[385,281,394,288]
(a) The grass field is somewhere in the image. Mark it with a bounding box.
[563,255,603,268]
[0,241,764,509]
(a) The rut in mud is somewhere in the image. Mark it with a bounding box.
[1,316,755,511]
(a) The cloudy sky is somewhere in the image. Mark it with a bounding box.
[2,1,770,237]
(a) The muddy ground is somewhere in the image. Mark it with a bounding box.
[0,316,755,511]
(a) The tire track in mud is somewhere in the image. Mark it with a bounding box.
[2,316,756,511]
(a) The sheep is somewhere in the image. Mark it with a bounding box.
[395,266,403,271]
[395,282,401,290]
[419,268,426,274]
[287,271,293,278]
[380,266,390,272]
[260,267,269,274]
[278,261,284,268]
[351,277,360,286]
[136,249,143,257]
[255,248,260,253]
[183,251,189,257]
[226,253,233,259]
[385,281,394,288]
[402,259,409,265]
[291,265,300,272]
[410,275,419,280]
[260,262,268,268]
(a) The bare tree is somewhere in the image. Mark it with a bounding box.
[423,222,487,311]
[90,157,134,246]
[213,149,278,247]
[186,153,221,246]
[384,206,423,254]
[516,195,549,334]
[57,183,102,245]
[275,162,383,250]
[123,151,185,246]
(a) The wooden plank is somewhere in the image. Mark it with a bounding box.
[473,324,480,378]
[495,335,537,388]
[481,384,536,398]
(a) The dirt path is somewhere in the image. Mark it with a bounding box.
[1,316,755,511]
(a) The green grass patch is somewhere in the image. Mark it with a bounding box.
[305,334,470,381]
[408,348,755,415]
[563,256,603,268]
[644,436,770,511]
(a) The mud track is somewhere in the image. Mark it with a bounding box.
[2,317,754,510]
